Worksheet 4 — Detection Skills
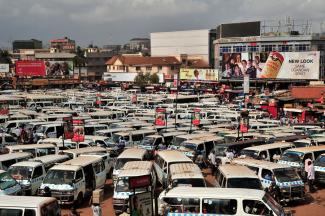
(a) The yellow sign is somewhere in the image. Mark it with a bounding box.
[179,69,218,81]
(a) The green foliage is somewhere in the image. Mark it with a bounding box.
[134,72,160,86]
[0,49,12,64]
[74,46,86,67]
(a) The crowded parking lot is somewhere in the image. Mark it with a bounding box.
[0,87,325,215]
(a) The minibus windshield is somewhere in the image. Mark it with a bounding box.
[140,137,155,146]
[8,166,32,180]
[116,177,146,192]
[314,155,325,166]
[280,151,303,163]
[180,142,197,151]
[0,172,17,190]
[274,168,301,182]
[115,158,140,170]
[172,178,205,187]
[293,141,309,148]
[43,170,75,185]
[240,150,259,159]
[227,178,261,189]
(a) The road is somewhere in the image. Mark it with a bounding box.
[61,169,325,216]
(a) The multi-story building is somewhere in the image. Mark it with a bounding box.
[128,38,150,51]
[151,29,216,68]
[12,39,42,51]
[214,20,325,81]
[50,37,76,53]
[84,50,114,81]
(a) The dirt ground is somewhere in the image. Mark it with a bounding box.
[61,169,325,216]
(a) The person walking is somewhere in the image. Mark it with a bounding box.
[208,150,216,175]
[307,160,316,193]
[92,203,102,216]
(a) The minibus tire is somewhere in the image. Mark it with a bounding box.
[76,192,83,206]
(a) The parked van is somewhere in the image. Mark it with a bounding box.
[8,161,46,195]
[169,163,206,188]
[158,187,285,216]
[63,147,107,159]
[95,127,134,138]
[80,152,114,178]
[240,142,294,162]
[6,144,57,157]
[113,161,156,214]
[0,152,32,170]
[154,150,193,187]
[169,133,215,149]
[84,124,108,136]
[0,196,60,216]
[314,153,325,184]
[113,148,149,183]
[0,170,22,195]
[36,123,64,139]
[293,137,325,148]
[278,146,325,175]
[233,158,304,203]
[215,164,262,190]
[178,136,223,160]
[113,129,156,146]
[0,133,17,148]
[39,156,106,205]
[4,119,39,136]
[29,154,70,172]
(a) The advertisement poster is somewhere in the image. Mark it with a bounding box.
[45,61,74,77]
[15,60,46,77]
[63,117,73,139]
[0,64,9,73]
[221,51,320,80]
[129,192,153,216]
[180,69,218,81]
[192,109,201,126]
[155,108,166,126]
[72,119,85,142]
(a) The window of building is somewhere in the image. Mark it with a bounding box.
[158,66,163,71]
[248,46,259,52]
[261,45,276,52]
[146,66,152,72]
[171,66,175,70]
[136,66,141,71]
[233,46,247,52]
[220,46,232,53]
[278,45,293,52]
[295,44,310,51]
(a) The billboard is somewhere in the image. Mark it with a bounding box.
[180,68,218,81]
[45,61,73,77]
[0,64,9,73]
[15,60,46,77]
[217,21,260,39]
[129,192,153,216]
[221,51,320,80]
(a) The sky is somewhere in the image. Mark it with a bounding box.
[0,0,324,48]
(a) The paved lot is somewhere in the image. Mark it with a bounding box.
[61,169,325,216]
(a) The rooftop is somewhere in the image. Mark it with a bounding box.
[105,55,180,66]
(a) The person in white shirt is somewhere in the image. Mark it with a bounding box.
[307,160,316,193]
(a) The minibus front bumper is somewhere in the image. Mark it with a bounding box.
[280,186,305,202]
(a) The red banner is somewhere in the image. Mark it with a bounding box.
[15,60,46,77]
[192,108,201,126]
[129,175,151,189]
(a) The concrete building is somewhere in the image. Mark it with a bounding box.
[128,38,150,51]
[84,51,114,81]
[151,29,216,67]
[214,20,325,80]
[12,39,42,51]
[50,37,76,53]
[105,55,180,80]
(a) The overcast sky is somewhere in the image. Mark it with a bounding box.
[0,0,324,48]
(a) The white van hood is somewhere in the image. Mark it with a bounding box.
[40,183,74,191]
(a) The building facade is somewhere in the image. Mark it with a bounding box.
[214,21,325,80]
[50,37,76,53]
[151,29,216,67]
[12,39,42,51]
[105,55,180,77]
[85,51,114,81]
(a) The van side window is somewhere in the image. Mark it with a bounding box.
[155,156,164,169]
[47,127,55,133]
[76,170,83,182]
[269,148,281,162]
[243,200,269,215]
[314,150,325,160]
[1,159,16,170]
[247,166,259,175]
[259,151,267,160]
[33,166,43,179]
[202,198,237,215]
[94,162,103,174]
[218,173,224,187]
[24,209,36,216]
[0,209,23,215]
[261,169,273,181]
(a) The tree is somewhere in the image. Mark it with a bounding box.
[0,49,12,64]
[73,46,86,79]
[150,73,159,84]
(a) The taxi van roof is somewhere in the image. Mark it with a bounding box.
[232,158,291,170]
[0,196,57,208]
[169,163,203,179]
[161,187,265,199]
[285,145,325,154]
[11,161,42,168]
[62,156,102,167]
[156,150,192,163]
[175,133,215,139]
[119,161,153,177]
[115,129,156,136]
[30,154,69,164]
[7,144,56,150]
[161,131,187,137]
[218,164,258,178]
[243,142,293,151]
[0,152,32,162]
[118,148,148,159]
[63,147,106,154]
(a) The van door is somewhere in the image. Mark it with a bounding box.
[46,126,56,138]
[154,156,164,184]
[31,166,45,195]
[94,161,106,188]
